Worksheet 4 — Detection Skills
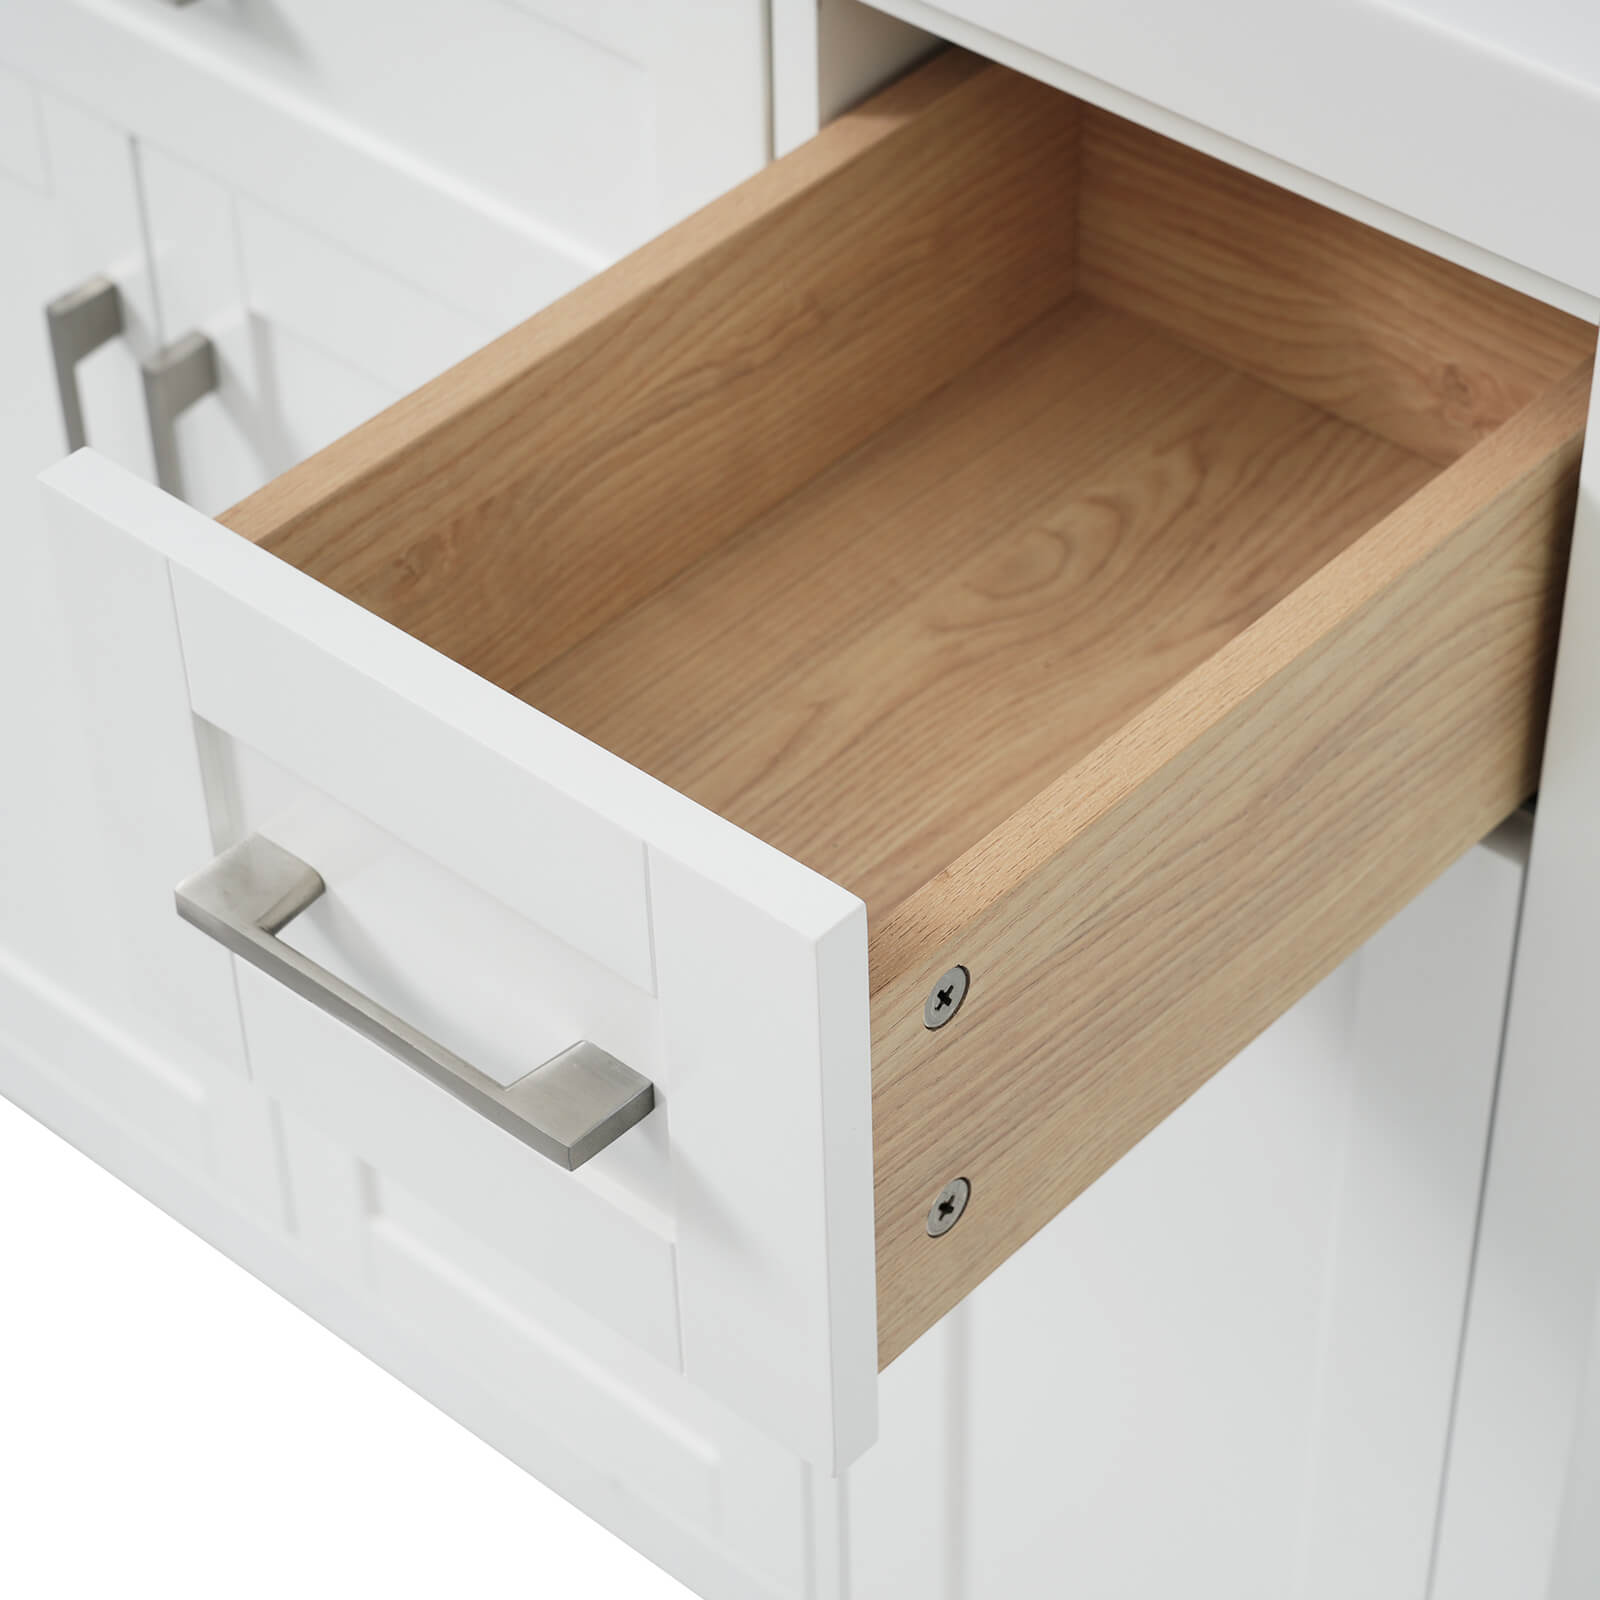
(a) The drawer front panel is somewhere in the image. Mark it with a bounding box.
[210,734,679,1362]
[173,556,657,990]
[38,451,877,1471]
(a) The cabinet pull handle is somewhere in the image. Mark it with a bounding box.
[45,275,124,454]
[176,835,656,1169]
[142,331,219,500]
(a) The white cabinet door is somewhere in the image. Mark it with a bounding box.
[0,75,283,1226]
[0,77,157,994]
[37,450,877,1472]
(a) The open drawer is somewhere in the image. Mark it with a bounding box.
[39,51,1594,1470]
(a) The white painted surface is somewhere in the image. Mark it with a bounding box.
[137,143,442,516]
[0,1091,701,1600]
[0,993,726,1600]
[651,852,876,1473]
[35,449,878,1469]
[5,9,1596,1591]
[771,0,936,155]
[0,927,818,1600]
[19,89,159,479]
[38,457,288,1227]
[1433,372,1600,1597]
[3,0,769,329]
[1295,823,1529,1598]
[0,58,45,189]
[211,738,684,1362]
[0,87,288,1225]
[233,199,494,395]
[0,87,151,1006]
[848,0,1600,320]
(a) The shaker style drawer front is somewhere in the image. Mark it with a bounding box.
[40,51,1594,1458]
[40,455,874,1471]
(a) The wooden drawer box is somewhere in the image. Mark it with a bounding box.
[38,51,1594,1468]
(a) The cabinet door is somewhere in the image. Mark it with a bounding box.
[0,79,158,992]
[0,75,282,1227]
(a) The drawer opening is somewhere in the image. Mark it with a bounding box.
[223,49,1592,950]
[220,51,1595,1363]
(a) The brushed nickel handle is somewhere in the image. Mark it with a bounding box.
[142,331,218,500]
[45,275,124,454]
[176,835,655,1169]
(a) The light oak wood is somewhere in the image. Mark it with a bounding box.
[868,359,1590,1364]
[1077,108,1591,465]
[223,52,1597,1368]
[220,53,1078,689]
[519,300,1435,920]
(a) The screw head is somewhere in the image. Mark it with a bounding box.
[926,1177,971,1238]
[923,965,970,1030]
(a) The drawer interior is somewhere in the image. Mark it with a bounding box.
[222,52,1593,936]
[220,50,1596,1361]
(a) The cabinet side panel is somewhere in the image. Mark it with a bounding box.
[1434,365,1600,1600]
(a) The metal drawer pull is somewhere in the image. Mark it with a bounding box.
[45,275,124,454]
[176,835,655,1169]
[142,332,219,501]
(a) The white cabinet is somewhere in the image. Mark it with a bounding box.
[5,13,1600,1600]
[0,0,779,1264]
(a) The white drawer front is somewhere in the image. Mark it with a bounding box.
[39,449,878,1471]
[211,737,679,1363]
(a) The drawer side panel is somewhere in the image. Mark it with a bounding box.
[868,360,1590,1366]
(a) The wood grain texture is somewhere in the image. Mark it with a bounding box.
[222,53,1598,1369]
[219,53,1079,690]
[519,301,1435,921]
[867,359,1591,1367]
[1077,107,1593,466]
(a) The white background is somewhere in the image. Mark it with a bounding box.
[0,1093,690,1600]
